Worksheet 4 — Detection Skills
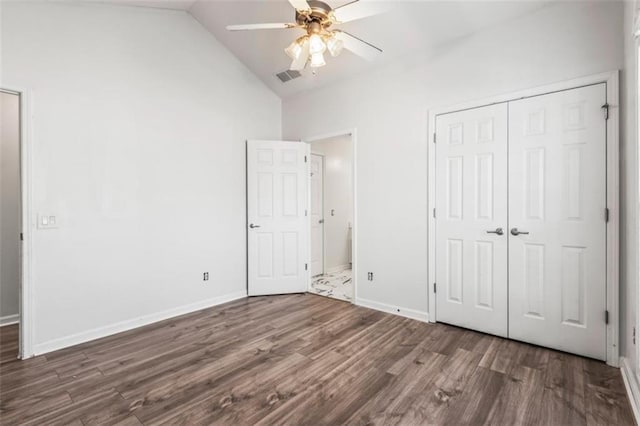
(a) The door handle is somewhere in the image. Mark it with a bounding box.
[486,227,504,236]
[319,219,324,224]
[510,228,529,236]
[249,223,261,229]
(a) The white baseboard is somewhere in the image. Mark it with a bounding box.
[33,291,247,356]
[326,264,351,274]
[0,314,19,327]
[356,297,429,323]
[620,356,640,424]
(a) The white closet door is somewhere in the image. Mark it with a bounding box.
[435,103,509,337]
[310,154,324,277]
[508,84,607,360]
[247,140,309,296]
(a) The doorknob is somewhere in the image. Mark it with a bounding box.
[249,223,261,229]
[486,227,504,236]
[511,228,529,236]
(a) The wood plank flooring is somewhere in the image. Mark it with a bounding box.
[0,294,634,425]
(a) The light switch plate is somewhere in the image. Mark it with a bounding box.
[37,214,58,229]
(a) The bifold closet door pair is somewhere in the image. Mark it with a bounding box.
[434,84,607,360]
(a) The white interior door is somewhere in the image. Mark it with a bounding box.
[508,84,607,360]
[247,140,309,296]
[310,154,324,277]
[435,103,509,337]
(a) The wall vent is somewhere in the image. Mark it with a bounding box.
[276,69,302,83]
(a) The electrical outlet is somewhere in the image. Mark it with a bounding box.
[203,272,209,281]
[367,272,373,281]
[37,214,58,229]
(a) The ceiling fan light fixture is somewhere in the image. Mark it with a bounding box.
[285,38,304,60]
[310,52,326,68]
[326,34,343,57]
[308,33,326,55]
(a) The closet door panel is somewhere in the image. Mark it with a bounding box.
[508,83,607,360]
[435,103,508,337]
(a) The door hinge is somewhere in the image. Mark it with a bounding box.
[433,283,437,293]
[433,133,437,144]
[433,208,436,219]
[605,207,610,222]
[304,155,307,163]
[605,310,609,324]
[20,233,23,241]
[305,209,308,217]
[601,104,609,120]
[305,263,308,271]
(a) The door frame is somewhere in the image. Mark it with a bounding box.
[1,86,35,359]
[303,129,357,304]
[427,70,620,366]
[309,152,325,277]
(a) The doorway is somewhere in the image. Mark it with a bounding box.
[1,90,21,360]
[307,133,354,303]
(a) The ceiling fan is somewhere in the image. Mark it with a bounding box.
[226,0,386,71]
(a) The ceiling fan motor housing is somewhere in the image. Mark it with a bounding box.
[295,0,333,29]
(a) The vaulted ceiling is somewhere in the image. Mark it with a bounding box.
[95,1,552,98]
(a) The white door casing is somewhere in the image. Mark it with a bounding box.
[247,140,309,296]
[310,154,324,277]
[435,103,509,337]
[508,84,607,360]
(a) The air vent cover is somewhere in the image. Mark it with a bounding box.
[276,69,302,83]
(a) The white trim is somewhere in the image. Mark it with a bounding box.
[326,264,351,274]
[0,314,19,327]
[356,297,429,323]
[1,86,35,359]
[636,13,640,389]
[303,129,357,304]
[33,291,247,355]
[621,357,640,424]
[427,70,620,366]
[606,71,621,367]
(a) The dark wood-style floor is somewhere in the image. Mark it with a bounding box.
[0,294,635,425]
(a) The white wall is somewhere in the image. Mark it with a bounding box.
[311,135,353,271]
[1,1,281,353]
[0,92,21,324]
[283,1,624,315]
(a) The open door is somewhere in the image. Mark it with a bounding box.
[247,140,309,296]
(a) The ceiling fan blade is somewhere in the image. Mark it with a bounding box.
[288,0,311,12]
[332,0,390,23]
[334,30,382,61]
[226,23,296,31]
[290,39,310,71]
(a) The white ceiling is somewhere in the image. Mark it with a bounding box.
[93,0,553,98]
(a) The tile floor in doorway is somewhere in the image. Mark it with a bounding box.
[310,267,353,302]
